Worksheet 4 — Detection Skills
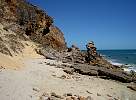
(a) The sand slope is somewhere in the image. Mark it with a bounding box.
[0,53,21,69]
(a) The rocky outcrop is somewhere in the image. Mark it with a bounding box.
[36,37,136,83]
[85,41,115,68]
[39,25,67,51]
[37,44,86,63]
[0,0,67,56]
[61,63,136,83]
[86,41,97,65]
[62,45,86,63]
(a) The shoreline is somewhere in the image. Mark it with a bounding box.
[109,59,136,72]
[99,54,136,72]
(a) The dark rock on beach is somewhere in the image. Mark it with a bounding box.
[61,63,135,83]
[98,67,136,82]
[51,92,63,99]
[72,64,98,76]
[66,93,73,96]
[62,45,86,64]
[60,41,136,83]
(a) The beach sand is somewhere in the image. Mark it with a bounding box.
[0,52,136,100]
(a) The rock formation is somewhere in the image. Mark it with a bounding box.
[0,0,67,56]
[86,41,97,65]
[85,41,116,69]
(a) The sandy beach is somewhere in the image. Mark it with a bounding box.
[0,1,136,100]
[0,52,136,100]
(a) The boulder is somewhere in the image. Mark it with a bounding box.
[97,93,101,96]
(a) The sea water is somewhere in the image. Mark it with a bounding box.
[97,50,136,72]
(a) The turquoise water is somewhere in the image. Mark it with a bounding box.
[97,50,136,71]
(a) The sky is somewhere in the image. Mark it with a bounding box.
[28,0,136,50]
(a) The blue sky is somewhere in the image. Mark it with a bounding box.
[28,0,136,50]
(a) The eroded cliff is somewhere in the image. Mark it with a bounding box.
[0,0,67,56]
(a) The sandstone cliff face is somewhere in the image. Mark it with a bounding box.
[41,25,67,51]
[0,0,67,56]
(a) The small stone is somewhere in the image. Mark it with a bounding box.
[107,94,112,97]
[74,94,78,97]
[114,97,119,100]
[39,96,50,100]
[97,93,101,96]
[51,92,57,96]
[78,96,86,100]
[52,74,56,77]
[43,96,50,100]
[86,90,93,94]
[63,93,67,97]
[33,87,40,92]
[42,92,49,97]
[60,75,66,79]
[62,61,67,63]
[66,93,72,96]
[108,99,114,100]
[86,96,93,100]
[71,96,78,100]
[50,63,56,66]
[66,75,71,79]
[50,96,60,100]
[46,63,50,65]
[51,92,62,99]
[66,97,73,100]
[0,66,3,69]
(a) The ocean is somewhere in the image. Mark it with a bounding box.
[97,50,136,72]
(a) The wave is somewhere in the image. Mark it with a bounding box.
[110,61,123,66]
[123,67,136,72]
[99,50,136,72]
[107,59,136,72]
